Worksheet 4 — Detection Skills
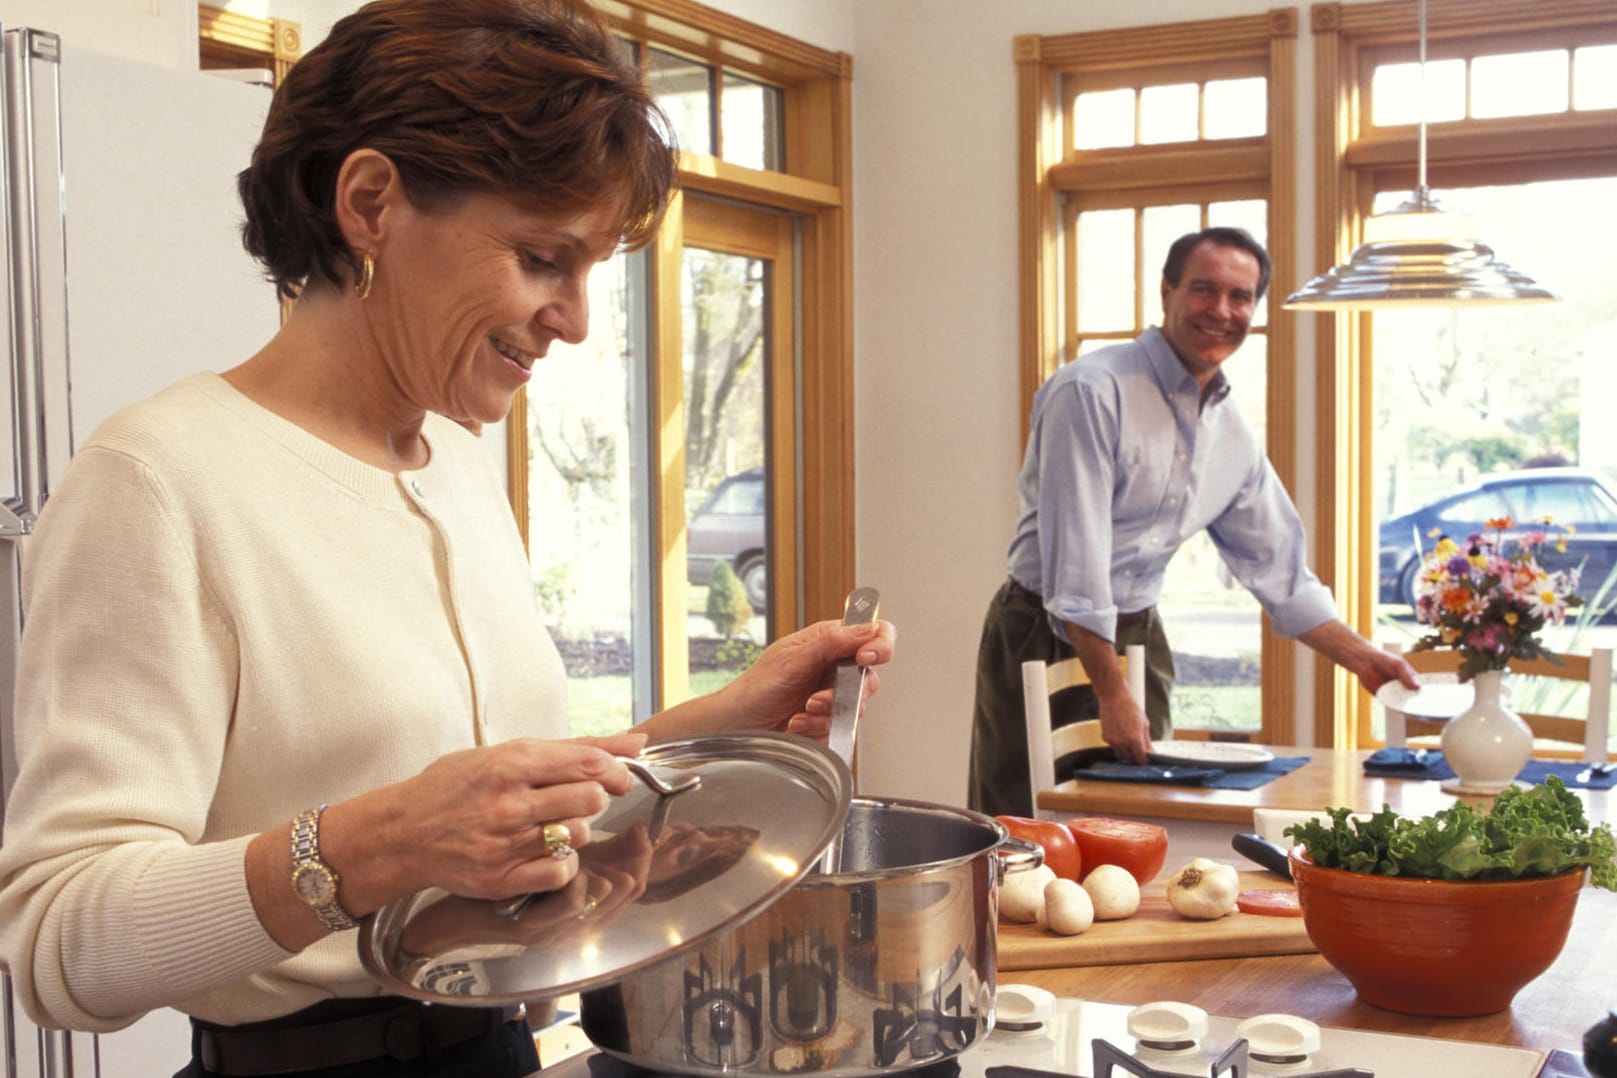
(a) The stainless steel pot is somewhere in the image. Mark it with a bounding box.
[578,797,1033,1078]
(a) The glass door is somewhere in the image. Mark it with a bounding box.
[679,195,796,696]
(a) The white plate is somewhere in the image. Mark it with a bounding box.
[1147,742,1275,771]
[1375,672,1473,719]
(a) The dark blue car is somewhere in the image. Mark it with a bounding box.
[1378,467,1617,608]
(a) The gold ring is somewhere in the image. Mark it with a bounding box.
[542,822,572,858]
[577,894,599,920]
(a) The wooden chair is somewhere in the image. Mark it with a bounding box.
[1023,644,1145,819]
[1381,643,1612,764]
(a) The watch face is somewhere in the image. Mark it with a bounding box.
[293,863,336,907]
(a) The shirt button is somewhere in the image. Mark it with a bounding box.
[1178,452,1187,461]
[410,479,425,497]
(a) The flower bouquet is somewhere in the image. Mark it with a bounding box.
[1409,516,1583,682]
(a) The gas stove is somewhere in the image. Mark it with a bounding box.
[543,989,1551,1078]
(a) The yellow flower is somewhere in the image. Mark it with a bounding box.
[1505,611,1519,625]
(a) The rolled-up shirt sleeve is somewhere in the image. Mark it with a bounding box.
[1207,456,1338,638]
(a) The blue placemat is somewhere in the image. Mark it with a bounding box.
[1073,754,1310,791]
[1362,748,1616,789]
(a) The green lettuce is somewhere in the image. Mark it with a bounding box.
[1284,776,1617,890]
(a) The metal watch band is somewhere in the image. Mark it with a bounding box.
[291,805,358,932]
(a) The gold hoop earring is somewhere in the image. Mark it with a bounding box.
[354,251,375,301]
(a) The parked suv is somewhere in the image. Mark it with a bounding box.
[687,468,768,612]
[1378,466,1617,608]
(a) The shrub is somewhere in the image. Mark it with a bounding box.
[706,560,754,638]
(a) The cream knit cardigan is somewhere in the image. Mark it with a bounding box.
[0,372,568,1031]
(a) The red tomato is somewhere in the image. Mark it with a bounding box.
[1063,816,1169,885]
[1236,889,1303,917]
[995,815,1083,880]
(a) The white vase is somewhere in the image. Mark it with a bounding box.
[1440,668,1533,794]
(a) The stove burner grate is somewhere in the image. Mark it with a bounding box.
[1092,1037,1374,1078]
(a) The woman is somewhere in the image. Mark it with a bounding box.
[0,2,895,1075]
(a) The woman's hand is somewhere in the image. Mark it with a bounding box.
[308,732,649,929]
[642,618,897,743]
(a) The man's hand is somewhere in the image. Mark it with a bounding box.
[1098,688,1153,764]
[1298,619,1421,696]
[1066,621,1153,763]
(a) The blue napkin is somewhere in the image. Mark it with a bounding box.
[1073,755,1310,791]
[1362,749,1617,789]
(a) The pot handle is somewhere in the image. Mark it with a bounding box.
[994,835,1045,884]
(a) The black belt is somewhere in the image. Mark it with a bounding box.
[192,998,527,1075]
[1005,578,1151,632]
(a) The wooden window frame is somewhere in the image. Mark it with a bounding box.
[1016,9,1302,744]
[504,1,855,708]
[1307,0,1617,749]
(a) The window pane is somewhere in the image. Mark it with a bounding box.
[1139,82,1198,144]
[1076,208,1135,332]
[1371,176,1617,753]
[1074,87,1135,149]
[1370,59,1465,126]
[648,47,713,155]
[1574,45,1617,111]
[682,246,769,689]
[1472,50,1569,118]
[1142,204,1201,318]
[527,252,648,736]
[721,72,784,171]
[1203,77,1266,139]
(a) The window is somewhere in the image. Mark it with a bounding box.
[1306,0,1617,753]
[507,3,854,733]
[1016,10,1301,743]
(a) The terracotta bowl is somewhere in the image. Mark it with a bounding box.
[1288,847,1585,1017]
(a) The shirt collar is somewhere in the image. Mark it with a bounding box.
[1142,325,1233,406]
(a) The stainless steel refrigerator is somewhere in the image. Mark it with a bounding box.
[1,24,280,1077]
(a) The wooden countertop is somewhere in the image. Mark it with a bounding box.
[1023,747,1615,1054]
[1034,746,1612,824]
[1006,883,1615,1054]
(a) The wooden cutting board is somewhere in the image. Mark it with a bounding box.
[996,870,1315,970]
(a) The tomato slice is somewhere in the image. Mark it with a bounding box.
[1236,889,1303,917]
[995,815,1083,880]
[1063,816,1169,885]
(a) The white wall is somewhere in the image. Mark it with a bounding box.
[0,0,199,70]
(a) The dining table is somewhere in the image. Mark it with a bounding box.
[1021,744,1616,1056]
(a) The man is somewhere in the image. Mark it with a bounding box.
[968,226,1417,818]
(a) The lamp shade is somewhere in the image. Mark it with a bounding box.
[1283,193,1560,310]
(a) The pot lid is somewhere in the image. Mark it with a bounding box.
[359,732,852,1005]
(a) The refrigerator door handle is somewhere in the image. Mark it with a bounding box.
[3,27,71,539]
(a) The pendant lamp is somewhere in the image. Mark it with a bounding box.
[1283,0,1557,310]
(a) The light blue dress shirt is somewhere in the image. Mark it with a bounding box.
[1006,326,1338,645]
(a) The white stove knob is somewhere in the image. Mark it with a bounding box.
[1235,1013,1321,1060]
[992,984,1055,1035]
[1127,1001,1209,1049]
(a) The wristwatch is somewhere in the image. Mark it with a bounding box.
[290,806,358,931]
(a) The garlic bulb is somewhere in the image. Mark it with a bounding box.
[1164,858,1240,920]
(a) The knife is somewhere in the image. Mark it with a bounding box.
[1231,832,1293,880]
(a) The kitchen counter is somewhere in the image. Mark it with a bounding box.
[1006,856,1617,1057]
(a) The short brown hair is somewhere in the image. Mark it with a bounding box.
[239,0,677,300]
[1162,227,1272,301]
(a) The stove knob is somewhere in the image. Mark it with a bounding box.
[1126,1001,1208,1050]
[992,984,1054,1036]
[1235,1013,1321,1062]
